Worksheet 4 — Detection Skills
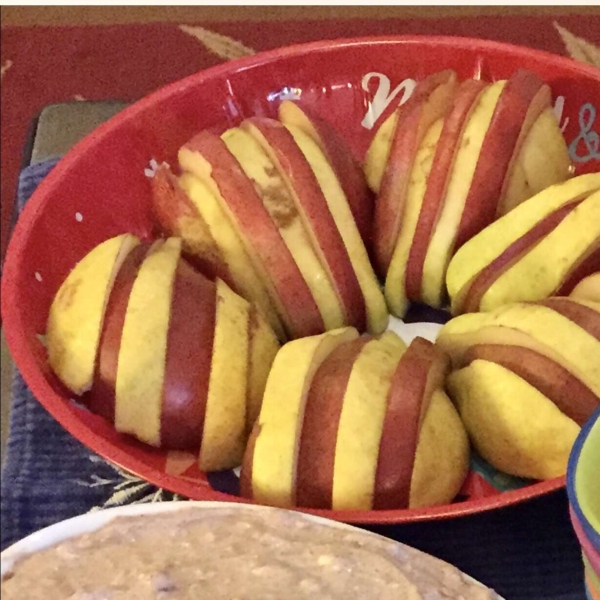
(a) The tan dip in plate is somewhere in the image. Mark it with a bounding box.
[1,502,501,599]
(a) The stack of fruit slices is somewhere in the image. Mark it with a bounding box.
[241,329,469,511]
[365,68,572,316]
[43,65,600,514]
[151,103,387,341]
[46,235,280,472]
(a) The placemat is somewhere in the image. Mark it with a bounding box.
[1,159,587,599]
[2,15,600,265]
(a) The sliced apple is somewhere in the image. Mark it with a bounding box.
[278,100,374,245]
[181,133,324,339]
[476,191,600,312]
[384,119,444,317]
[331,336,405,510]
[199,279,250,472]
[494,75,556,215]
[447,359,580,479]
[242,118,368,333]
[88,242,151,421]
[373,70,458,275]
[446,174,600,306]
[404,79,487,305]
[539,297,600,342]
[463,344,599,425]
[160,260,217,450]
[437,303,600,396]
[570,273,600,303]
[500,107,573,215]
[454,70,548,249]
[150,166,226,280]
[452,199,581,314]
[409,389,470,509]
[243,327,358,507]
[282,122,389,334]
[177,171,285,340]
[295,337,371,509]
[374,337,450,509]
[364,110,399,194]
[47,233,140,395]
[556,245,600,297]
[422,81,505,307]
[220,126,344,331]
[114,238,181,446]
[246,306,280,433]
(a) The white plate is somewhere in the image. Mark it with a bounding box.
[1,500,503,598]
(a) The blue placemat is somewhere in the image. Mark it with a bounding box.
[1,159,587,600]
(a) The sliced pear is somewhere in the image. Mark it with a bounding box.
[446,173,600,302]
[384,119,444,317]
[447,359,580,479]
[47,233,140,395]
[114,238,181,446]
[479,191,600,311]
[178,171,284,339]
[422,81,505,307]
[221,127,345,330]
[410,389,470,508]
[246,307,280,433]
[249,327,358,508]
[332,337,405,510]
[285,124,388,334]
[199,279,250,471]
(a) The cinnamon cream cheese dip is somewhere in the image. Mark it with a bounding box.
[1,505,501,599]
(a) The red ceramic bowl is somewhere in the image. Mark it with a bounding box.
[3,36,600,525]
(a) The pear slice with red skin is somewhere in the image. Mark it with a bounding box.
[295,337,371,509]
[242,117,366,332]
[246,307,280,433]
[278,100,374,246]
[373,70,459,276]
[181,131,323,339]
[496,83,558,217]
[241,327,358,507]
[570,273,600,303]
[463,344,599,426]
[114,238,182,447]
[454,69,548,250]
[150,166,226,281]
[538,298,600,342]
[404,79,487,303]
[88,242,152,421]
[453,199,582,314]
[160,259,217,450]
[47,233,141,395]
[556,245,600,296]
[374,338,450,509]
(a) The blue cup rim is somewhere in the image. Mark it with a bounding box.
[568,408,600,552]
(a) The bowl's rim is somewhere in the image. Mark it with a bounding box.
[567,409,600,551]
[2,33,596,525]
[0,500,503,599]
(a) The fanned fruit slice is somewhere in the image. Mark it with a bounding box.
[46,234,280,472]
[447,174,600,314]
[241,331,469,511]
[154,107,387,339]
[439,298,600,480]
[277,100,374,247]
[365,68,572,317]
